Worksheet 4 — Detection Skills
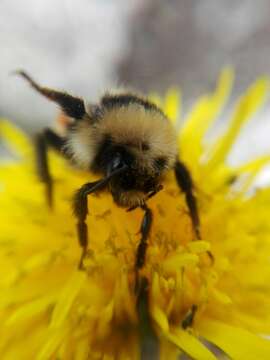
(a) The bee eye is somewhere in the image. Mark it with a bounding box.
[107,152,127,176]
[112,153,122,170]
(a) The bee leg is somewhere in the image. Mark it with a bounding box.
[73,180,107,270]
[134,204,153,291]
[174,160,201,239]
[136,204,153,270]
[35,128,65,207]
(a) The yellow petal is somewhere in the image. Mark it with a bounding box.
[197,319,270,360]
[235,155,270,195]
[187,240,211,254]
[24,251,54,271]
[114,271,136,323]
[236,155,270,175]
[5,293,57,325]
[180,67,233,165]
[151,305,169,332]
[180,95,211,165]
[74,338,90,360]
[50,271,86,328]
[163,253,199,274]
[96,300,114,338]
[37,327,69,360]
[205,77,269,171]
[166,328,217,360]
[210,288,232,305]
[164,87,181,125]
[0,120,33,158]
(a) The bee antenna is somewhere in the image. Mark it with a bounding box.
[13,69,86,120]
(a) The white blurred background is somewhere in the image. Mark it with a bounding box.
[0,0,144,129]
[1,0,270,175]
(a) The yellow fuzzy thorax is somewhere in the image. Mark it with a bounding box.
[1,68,270,359]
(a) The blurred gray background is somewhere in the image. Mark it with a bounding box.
[120,0,270,97]
[1,0,270,171]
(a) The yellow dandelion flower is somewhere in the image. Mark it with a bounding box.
[1,68,270,359]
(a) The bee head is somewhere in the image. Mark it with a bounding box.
[100,140,136,176]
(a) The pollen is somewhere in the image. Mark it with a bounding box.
[1,68,270,359]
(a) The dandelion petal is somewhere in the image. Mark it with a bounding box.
[166,328,217,360]
[197,319,270,360]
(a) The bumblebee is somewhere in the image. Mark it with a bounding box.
[17,71,200,272]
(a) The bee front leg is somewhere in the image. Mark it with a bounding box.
[134,204,153,292]
[73,180,107,269]
[136,204,153,269]
[35,128,65,207]
[73,167,128,270]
